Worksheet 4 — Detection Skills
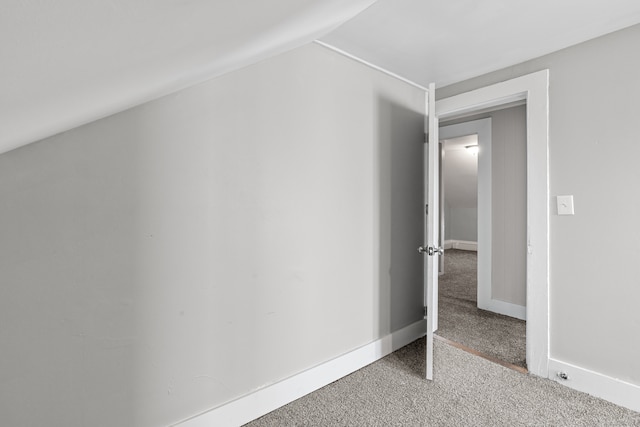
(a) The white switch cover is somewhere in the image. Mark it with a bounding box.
[557,195,574,215]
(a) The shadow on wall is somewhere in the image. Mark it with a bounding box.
[375,96,424,343]
[0,73,426,427]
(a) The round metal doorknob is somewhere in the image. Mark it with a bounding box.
[418,246,444,256]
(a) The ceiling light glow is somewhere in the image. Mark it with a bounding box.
[465,144,479,155]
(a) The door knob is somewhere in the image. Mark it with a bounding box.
[418,246,443,256]
[428,246,444,256]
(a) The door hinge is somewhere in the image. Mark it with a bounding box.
[425,204,428,215]
[424,306,428,318]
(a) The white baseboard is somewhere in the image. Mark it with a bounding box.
[477,298,526,321]
[175,320,426,427]
[548,358,640,413]
[444,240,477,251]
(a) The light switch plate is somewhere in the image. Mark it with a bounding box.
[557,195,574,215]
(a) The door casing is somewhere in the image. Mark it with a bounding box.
[432,69,549,378]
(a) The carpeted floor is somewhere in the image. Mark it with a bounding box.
[437,249,527,368]
[245,338,640,426]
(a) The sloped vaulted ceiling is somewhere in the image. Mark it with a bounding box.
[0,0,376,154]
[4,0,640,156]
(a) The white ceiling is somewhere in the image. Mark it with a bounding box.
[321,0,640,88]
[4,0,640,156]
[0,0,375,154]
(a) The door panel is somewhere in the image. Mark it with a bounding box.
[424,83,440,380]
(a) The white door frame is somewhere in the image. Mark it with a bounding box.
[435,69,549,377]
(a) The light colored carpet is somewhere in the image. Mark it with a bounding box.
[439,249,478,303]
[245,338,640,426]
[437,249,526,368]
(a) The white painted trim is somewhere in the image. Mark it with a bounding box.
[175,320,426,427]
[435,69,550,378]
[444,240,477,251]
[548,358,640,413]
[481,299,526,320]
[425,82,439,379]
[314,40,429,92]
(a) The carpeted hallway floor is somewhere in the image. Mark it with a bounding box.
[437,249,527,368]
[245,338,640,426]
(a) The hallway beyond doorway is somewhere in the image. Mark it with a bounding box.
[436,249,526,369]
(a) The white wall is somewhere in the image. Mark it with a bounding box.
[445,207,478,242]
[442,135,479,243]
[491,106,527,307]
[438,23,640,386]
[0,43,425,427]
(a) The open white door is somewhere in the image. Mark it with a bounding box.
[422,83,441,380]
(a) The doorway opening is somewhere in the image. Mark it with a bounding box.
[435,112,527,369]
[424,70,549,380]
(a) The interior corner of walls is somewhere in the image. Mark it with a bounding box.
[312,40,428,92]
[547,358,640,413]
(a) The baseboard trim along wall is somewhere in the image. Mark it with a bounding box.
[548,358,640,413]
[175,320,427,427]
[444,240,477,251]
[477,298,526,321]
